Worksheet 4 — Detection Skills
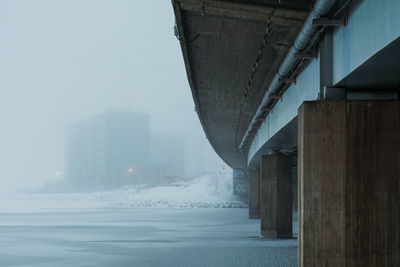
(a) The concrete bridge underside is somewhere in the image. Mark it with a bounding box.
[173,0,312,168]
[174,0,400,266]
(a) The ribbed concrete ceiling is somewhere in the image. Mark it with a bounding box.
[173,0,313,169]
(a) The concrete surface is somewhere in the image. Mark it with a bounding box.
[173,0,310,168]
[260,153,292,238]
[298,101,400,266]
[248,168,260,219]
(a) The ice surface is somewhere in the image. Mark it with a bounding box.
[0,170,298,266]
[0,207,297,267]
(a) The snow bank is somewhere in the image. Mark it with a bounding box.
[33,169,247,208]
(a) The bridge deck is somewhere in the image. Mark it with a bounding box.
[173,0,311,168]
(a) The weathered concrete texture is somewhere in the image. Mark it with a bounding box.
[173,0,310,168]
[248,168,260,219]
[260,153,292,238]
[291,154,298,213]
[233,169,249,202]
[298,101,400,267]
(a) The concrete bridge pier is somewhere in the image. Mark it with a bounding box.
[247,168,260,219]
[260,152,292,238]
[298,100,400,266]
[232,169,248,201]
[291,154,298,213]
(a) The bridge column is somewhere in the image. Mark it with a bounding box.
[232,169,248,202]
[260,152,292,238]
[298,101,400,267]
[291,153,298,213]
[248,168,260,219]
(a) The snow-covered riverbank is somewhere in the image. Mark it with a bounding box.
[1,169,246,211]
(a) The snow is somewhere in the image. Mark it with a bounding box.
[2,169,246,211]
[0,170,298,267]
[111,169,246,208]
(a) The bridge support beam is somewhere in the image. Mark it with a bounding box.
[260,153,292,238]
[291,153,298,213]
[232,169,248,201]
[248,168,260,219]
[298,101,400,267]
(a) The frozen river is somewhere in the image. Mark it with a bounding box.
[0,203,297,267]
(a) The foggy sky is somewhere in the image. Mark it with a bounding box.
[0,0,223,191]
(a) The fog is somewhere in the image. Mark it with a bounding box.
[0,0,223,192]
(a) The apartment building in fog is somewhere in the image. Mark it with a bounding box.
[66,111,149,189]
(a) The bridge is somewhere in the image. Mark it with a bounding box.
[173,0,400,266]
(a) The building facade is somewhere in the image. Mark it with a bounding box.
[66,111,149,189]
